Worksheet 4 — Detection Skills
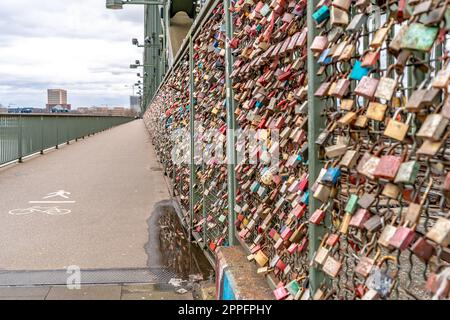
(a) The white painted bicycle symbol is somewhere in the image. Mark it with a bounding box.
[8,206,72,216]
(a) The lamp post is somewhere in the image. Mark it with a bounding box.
[106,0,168,111]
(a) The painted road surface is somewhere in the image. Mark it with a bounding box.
[0,120,170,271]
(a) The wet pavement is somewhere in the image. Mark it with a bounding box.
[0,119,213,299]
[0,120,170,271]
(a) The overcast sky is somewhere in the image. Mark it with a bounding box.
[0,0,145,109]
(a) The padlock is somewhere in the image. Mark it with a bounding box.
[274,286,289,300]
[350,208,371,229]
[432,68,450,89]
[374,66,399,101]
[332,0,352,11]
[355,250,381,278]
[354,76,379,100]
[321,166,342,185]
[411,237,435,262]
[384,109,413,142]
[346,13,367,32]
[358,192,376,209]
[309,203,328,225]
[416,114,449,141]
[313,183,331,203]
[381,183,401,200]
[312,5,330,24]
[404,179,433,225]
[378,220,398,248]
[345,194,359,215]
[336,111,357,127]
[365,256,398,298]
[313,234,332,266]
[349,60,370,81]
[394,159,420,185]
[426,218,450,247]
[360,48,381,68]
[373,144,407,181]
[400,22,439,52]
[330,6,349,27]
[357,144,386,180]
[322,255,342,278]
[364,215,383,232]
[339,148,359,168]
[366,102,388,121]
[389,222,417,251]
[370,18,394,49]
[286,280,301,297]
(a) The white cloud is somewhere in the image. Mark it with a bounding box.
[0,0,146,108]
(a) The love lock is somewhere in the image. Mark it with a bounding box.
[366,256,398,298]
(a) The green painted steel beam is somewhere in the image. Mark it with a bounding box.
[307,0,326,297]
[223,0,237,246]
[189,34,196,241]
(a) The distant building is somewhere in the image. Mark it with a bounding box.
[46,89,71,112]
[0,107,7,114]
[130,96,141,113]
[110,107,125,117]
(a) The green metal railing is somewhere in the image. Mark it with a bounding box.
[0,114,133,166]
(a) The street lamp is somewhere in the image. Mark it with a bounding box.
[132,37,161,48]
[130,63,155,68]
[106,0,168,112]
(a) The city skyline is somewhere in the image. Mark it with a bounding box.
[0,0,145,108]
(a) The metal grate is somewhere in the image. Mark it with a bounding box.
[0,267,176,287]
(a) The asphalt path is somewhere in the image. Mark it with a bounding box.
[0,120,170,271]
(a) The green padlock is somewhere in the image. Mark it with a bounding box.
[286,280,301,296]
[345,194,359,214]
[394,161,420,185]
[400,23,439,52]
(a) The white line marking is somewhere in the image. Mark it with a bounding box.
[28,201,76,204]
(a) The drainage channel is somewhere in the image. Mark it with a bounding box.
[0,268,176,287]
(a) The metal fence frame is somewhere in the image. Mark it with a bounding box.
[0,114,133,166]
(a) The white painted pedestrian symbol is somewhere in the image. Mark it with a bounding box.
[43,190,71,199]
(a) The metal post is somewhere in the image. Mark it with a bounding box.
[144,4,152,111]
[307,0,326,296]
[56,116,59,149]
[40,116,44,155]
[223,0,237,246]
[189,34,196,241]
[18,115,23,163]
[162,3,167,76]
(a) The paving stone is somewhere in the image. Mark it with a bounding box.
[45,285,122,300]
[121,284,193,300]
[0,286,50,300]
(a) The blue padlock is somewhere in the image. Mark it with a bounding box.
[312,5,330,25]
[255,101,263,108]
[322,167,341,185]
[250,181,260,193]
[301,191,310,205]
[318,49,332,65]
[349,60,370,81]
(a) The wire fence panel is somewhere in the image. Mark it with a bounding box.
[0,114,133,166]
[145,0,450,300]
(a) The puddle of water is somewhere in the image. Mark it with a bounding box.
[145,200,214,282]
